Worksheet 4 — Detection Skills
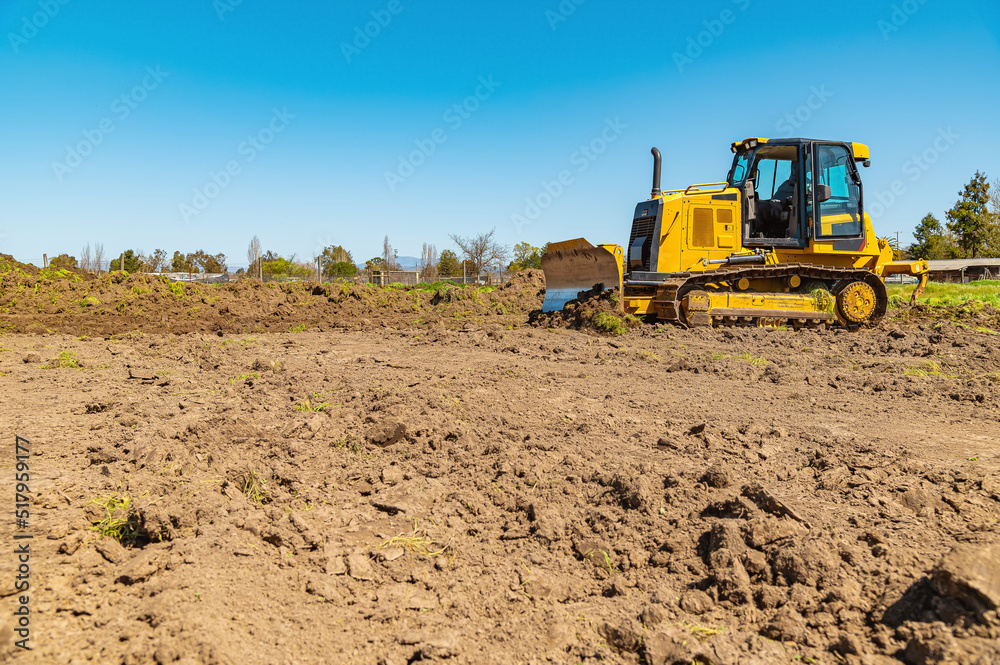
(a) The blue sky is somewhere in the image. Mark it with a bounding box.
[1,0,998,268]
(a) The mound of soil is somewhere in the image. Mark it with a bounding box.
[0,267,546,336]
[531,287,641,335]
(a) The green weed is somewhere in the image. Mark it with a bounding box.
[584,549,621,575]
[238,468,271,505]
[87,492,140,543]
[228,372,260,384]
[592,312,627,335]
[371,522,447,559]
[43,350,80,369]
[294,392,333,412]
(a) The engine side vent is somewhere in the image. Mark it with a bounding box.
[628,217,655,270]
[692,208,715,248]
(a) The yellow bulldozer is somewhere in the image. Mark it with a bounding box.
[541,137,929,329]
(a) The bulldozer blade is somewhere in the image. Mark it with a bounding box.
[540,239,623,312]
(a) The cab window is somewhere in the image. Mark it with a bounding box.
[814,144,861,237]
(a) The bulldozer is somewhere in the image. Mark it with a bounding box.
[541,137,929,329]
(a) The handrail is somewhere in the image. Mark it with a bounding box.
[660,182,731,196]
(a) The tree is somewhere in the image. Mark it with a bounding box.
[171,251,195,273]
[262,254,311,280]
[320,245,356,277]
[94,243,105,275]
[419,243,438,282]
[247,236,262,278]
[112,249,142,272]
[909,214,945,260]
[448,228,509,275]
[382,235,399,270]
[508,241,545,271]
[145,249,168,273]
[188,250,227,274]
[49,254,77,269]
[946,171,991,258]
[437,250,460,277]
[984,178,1000,257]
[80,244,93,272]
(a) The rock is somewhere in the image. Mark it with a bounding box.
[116,551,161,584]
[610,473,653,511]
[931,541,1000,612]
[59,532,85,555]
[395,629,460,658]
[523,574,572,603]
[95,538,127,564]
[128,367,157,381]
[346,553,375,581]
[381,465,402,486]
[324,549,347,575]
[305,575,338,601]
[377,583,439,610]
[533,512,566,545]
[22,354,40,364]
[366,420,407,447]
[762,605,808,643]
[370,479,443,516]
[701,466,732,489]
[708,522,746,557]
[709,548,751,604]
[679,589,714,615]
[640,604,666,627]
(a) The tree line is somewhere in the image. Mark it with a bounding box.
[44,229,549,281]
[908,172,1000,260]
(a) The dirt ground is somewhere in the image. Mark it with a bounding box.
[1,267,998,665]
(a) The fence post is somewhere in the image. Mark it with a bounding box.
[316,258,320,283]
[43,254,48,268]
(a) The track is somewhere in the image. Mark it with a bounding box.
[637,263,889,329]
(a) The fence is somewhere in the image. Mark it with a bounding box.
[368,271,511,287]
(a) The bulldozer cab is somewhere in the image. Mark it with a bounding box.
[728,139,866,250]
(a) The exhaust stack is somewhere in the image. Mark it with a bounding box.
[650,147,662,198]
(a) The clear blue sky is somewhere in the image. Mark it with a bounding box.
[1,0,998,268]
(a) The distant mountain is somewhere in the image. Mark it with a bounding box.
[394,256,421,270]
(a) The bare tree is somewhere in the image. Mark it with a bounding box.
[382,235,399,271]
[93,243,105,275]
[80,243,92,272]
[247,235,262,279]
[420,243,438,282]
[448,228,509,276]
